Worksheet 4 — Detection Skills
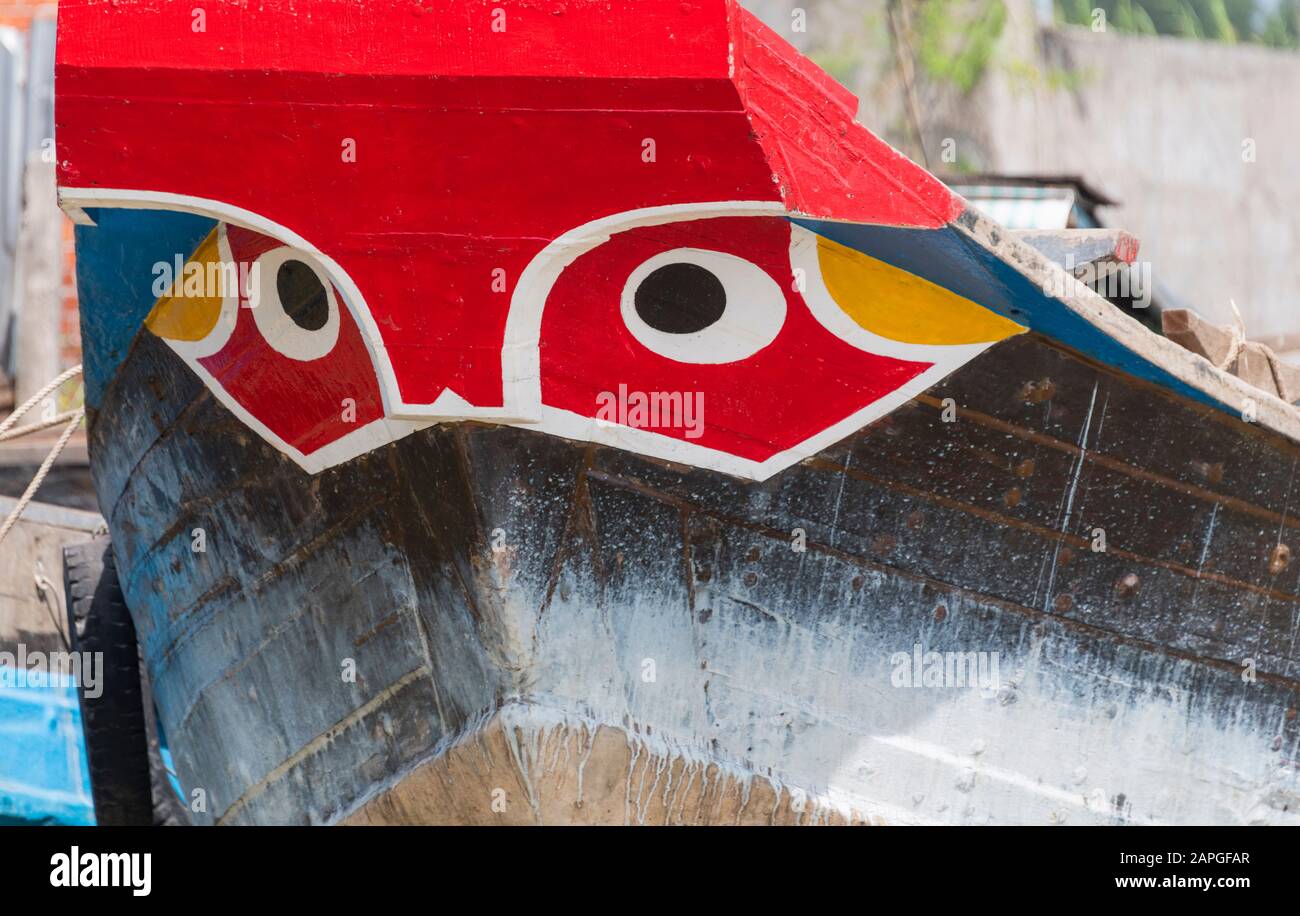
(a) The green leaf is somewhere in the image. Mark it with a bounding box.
[915,0,1008,94]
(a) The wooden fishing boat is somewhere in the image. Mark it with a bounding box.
[56,0,1300,825]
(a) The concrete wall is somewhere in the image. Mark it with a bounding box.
[984,18,1300,343]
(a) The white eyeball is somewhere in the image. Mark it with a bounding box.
[249,247,340,362]
[619,247,786,364]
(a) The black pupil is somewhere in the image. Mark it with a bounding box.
[277,260,329,332]
[634,263,726,334]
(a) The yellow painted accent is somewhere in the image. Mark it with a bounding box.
[817,235,1024,345]
[145,229,225,341]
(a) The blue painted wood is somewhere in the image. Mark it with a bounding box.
[0,665,94,825]
[74,208,214,407]
[792,217,1234,416]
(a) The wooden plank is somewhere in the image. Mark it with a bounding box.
[0,494,100,531]
[930,335,1300,518]
[1162,309,1300,403]
[0,498,102,655]
[1235,341,1280,397]
[1236,341,1300,404]
[0,435,88,467]
[1161,308,1236,366]
[1010,228,1140,276]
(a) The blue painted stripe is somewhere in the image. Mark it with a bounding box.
[793,217,1234,416]
[75,208,216,408]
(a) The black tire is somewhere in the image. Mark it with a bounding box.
[64,535,189,826]
[140,649,191,826]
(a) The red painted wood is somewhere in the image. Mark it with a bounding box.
[199,227,387,455]
[731,7,962,228]
[541,216,930,462]
[57,0,964,467]
[57,0,735,79]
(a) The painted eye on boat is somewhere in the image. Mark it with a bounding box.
[619,247,786,364]
[249,247,342,361]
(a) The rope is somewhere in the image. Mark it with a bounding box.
[0,409,81,443]
[33,559,70,652]
[1216,300,1247,372]
[1266,349,1295,404]
[0,408,85,546]
[0,364,82,435]
[1214,301,1294,403]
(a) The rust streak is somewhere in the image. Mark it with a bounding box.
[354,610,403,648]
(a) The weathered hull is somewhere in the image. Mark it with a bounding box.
[88,328,1300,825]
